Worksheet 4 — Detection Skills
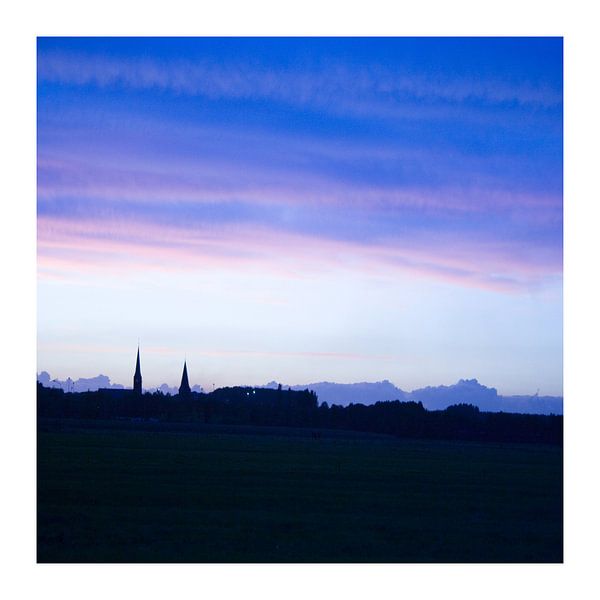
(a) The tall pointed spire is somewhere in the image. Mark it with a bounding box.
[179,360,191,396]
[133,345,142,395]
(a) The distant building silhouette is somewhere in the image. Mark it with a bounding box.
[133,346,142,395]
[179,361,191,396]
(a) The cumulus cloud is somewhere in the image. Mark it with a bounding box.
[37,372,124,392]
[269,378,563,414]
[37,373,204,396]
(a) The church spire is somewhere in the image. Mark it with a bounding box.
[179,360,191,396]
[133,345,142,395]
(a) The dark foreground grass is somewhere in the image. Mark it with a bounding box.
[37,423,562,562]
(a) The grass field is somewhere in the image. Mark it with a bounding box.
[37,422,562,562]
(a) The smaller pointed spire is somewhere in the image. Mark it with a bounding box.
[133,345,142,395]
[179,360,191,396]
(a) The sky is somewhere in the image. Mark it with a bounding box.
[37,37,563,395]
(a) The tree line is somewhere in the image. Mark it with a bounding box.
[37,382,562,445]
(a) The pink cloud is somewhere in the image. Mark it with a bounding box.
[38,148,561,219]
[38,212,561,293]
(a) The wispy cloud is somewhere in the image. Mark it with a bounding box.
[37,110,562,233]
[36,41,563,292]
[38,51,562,115]
[37,210,561,293]
[37,85,562,295]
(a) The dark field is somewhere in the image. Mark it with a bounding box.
[37,421,562,562]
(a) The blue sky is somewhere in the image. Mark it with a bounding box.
[37,37,563,394]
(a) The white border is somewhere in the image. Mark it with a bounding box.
[4,1,599,599]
